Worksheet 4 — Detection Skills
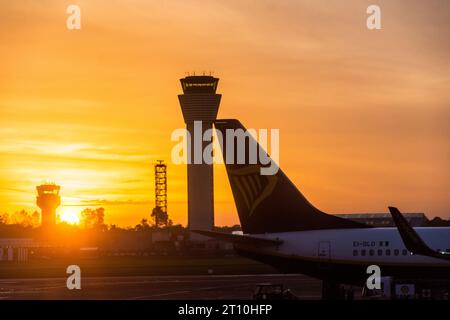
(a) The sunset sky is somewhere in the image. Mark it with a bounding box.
[0,0,449,227]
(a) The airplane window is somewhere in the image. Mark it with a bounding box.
[394,249,399,256]
[386,249,391,256]
[402,249,408,256]
[353,250,358,256]
[369,249,374,256]
[377,249,383,256]
[361,250,366,256]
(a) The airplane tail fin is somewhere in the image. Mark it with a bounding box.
[214,119,370,234]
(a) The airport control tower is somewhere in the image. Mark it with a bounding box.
[178,75,221,238]
[36,184,60,227]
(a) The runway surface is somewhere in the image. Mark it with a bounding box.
[0,274,322,300]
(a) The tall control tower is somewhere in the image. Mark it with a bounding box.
[178,76,221,238]
[36,184,60,227]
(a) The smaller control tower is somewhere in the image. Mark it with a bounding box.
[36,184,60,227]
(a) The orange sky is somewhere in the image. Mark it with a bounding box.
[0,0,449,226]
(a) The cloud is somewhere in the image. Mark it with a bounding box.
[67,199,153,207]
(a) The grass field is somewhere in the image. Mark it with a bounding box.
[0,256,277,279]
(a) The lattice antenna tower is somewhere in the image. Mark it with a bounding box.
[155,160,167,214]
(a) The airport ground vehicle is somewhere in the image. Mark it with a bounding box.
[253,283,298,300]
[361,277,450,300]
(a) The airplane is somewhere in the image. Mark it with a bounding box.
[194,119,450,299]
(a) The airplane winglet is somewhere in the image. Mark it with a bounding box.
[388,206,450,261]
[191,230,283,247]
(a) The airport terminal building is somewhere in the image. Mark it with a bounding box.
[335,213,427,227]
[0,238,35,262]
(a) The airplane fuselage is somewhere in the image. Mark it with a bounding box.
[236,227,450,285]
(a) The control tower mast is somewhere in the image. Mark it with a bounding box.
[178,75,221,238]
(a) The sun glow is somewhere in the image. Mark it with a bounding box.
[59,207,81,225]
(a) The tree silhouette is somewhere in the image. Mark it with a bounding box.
[0,213,9,225]
[135,218,151,231]
[81,207,105,229]
[151,207,168,227]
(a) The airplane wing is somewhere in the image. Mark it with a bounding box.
[191,230,283,247]
[388,206,450,261]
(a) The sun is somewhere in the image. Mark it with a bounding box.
[59,207,81,225]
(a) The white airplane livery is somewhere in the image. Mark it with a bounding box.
[194,119,450,297]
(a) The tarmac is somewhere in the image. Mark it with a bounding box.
[0,274,322,300]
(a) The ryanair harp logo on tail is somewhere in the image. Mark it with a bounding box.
[229,165,278,217]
